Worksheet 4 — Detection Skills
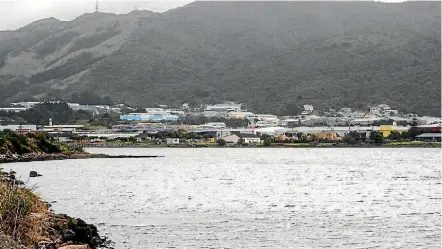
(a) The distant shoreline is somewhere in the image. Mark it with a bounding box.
[82,142,441,149]
[1,143,438,164]
[0,152,163,164]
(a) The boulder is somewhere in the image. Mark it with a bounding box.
[63,229,76,241]
[29,171,39,177]
[59,245,89,249]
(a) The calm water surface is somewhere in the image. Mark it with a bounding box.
[4,148,441,248]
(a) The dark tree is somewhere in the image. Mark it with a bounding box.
[263,137,272,147]
[387,131,402,141]
[343,131,363,144]
[217,139,227,146]
[369,131,384,144]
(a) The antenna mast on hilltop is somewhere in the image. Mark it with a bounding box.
[95,0,99,12]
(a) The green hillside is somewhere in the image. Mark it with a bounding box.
[0,1,440,115]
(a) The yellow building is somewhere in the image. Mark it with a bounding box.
[227,112,254,119]
[378,125,393,137]
[378,125,408,137]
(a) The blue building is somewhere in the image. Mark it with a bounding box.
[120,114,179,122]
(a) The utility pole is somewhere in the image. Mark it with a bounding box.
[95,0,99,12]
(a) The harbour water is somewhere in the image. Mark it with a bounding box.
[4,148,441,248]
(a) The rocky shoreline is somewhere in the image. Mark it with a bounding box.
[0,152,163,164]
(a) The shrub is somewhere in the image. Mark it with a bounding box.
[369,131,385,144]
[263,137,272,147]
[217,139,226,146]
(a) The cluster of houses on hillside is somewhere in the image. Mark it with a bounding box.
[117,102,439,128]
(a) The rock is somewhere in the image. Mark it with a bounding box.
[74,226,91,242]
[76,218,87,226]
[59,245,89,249]
[62,229,75,241]
[91,236,102,247]
[29,171,38,177]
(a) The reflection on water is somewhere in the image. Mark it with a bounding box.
[6,148,441,248]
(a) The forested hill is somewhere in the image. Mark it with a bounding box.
[0,1,440,116]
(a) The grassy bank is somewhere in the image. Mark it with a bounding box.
[0,173,47,247]
[0,169,110,249]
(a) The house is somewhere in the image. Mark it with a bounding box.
[222,134,241,145]
[415,133,441,142]
[369,107,380,114]
[303,104,314,112]
[166,138,180,144]
[239,133,262,144]
[216,130,231,139]
[301,104,314,115]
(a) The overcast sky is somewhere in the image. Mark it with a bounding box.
[0,0,419,31]
[0,0,192,30]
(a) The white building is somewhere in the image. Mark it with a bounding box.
[0,125,37,131]
[370,104,397,116]
[369,107,381,114]
[279,119,299,127]
[9,102,40,109]
[240,134,262,144]
[205,102,242,113]
[246,114,279,128]
[205,122,227,129]
[0,107,27,112]
[145,108,170,115]
[166,138,180,144]
[303,104,314,112]
[216,130,231,139]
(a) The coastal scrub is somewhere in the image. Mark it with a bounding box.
[0,169,110,249]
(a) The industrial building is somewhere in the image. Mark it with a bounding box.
[119,113,179,121]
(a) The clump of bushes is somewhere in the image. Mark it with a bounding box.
[0,130,77,155]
